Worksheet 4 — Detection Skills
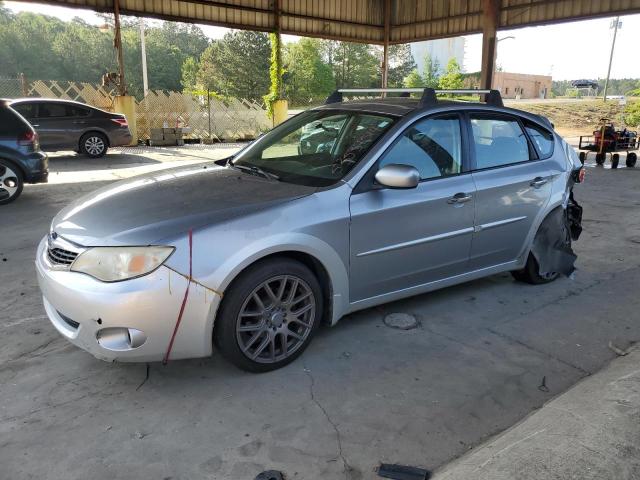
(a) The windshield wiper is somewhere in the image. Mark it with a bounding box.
[229,163,280,181]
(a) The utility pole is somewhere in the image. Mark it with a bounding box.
[113,0,127,96]
[140,17,149,96]
[603,17,621,101]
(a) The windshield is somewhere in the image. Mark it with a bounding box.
[232,110,396,186]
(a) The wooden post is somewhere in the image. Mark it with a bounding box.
[19,73,28,96]
[381,0,391,88]
[113,0,127,96]
[480,0,499,90]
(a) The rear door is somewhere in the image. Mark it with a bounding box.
[349,113,476,302]
[32,102,81,150]
[467,113,553,270]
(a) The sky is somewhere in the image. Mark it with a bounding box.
[4,1,640,80]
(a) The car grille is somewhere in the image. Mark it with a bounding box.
[47,246,78,266]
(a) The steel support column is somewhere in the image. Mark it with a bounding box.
[480,0,499,90]
[381,0,391,88]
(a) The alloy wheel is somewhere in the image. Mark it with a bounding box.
[236,275,316,364]
[0,164,19,201]
[85,136,105,156]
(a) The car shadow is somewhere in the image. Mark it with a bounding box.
[47,151,162,172]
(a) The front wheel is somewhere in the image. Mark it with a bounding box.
[214,258,323,372]
[511,253,559,285]
[80,132,108,158]
[0,159,24,205]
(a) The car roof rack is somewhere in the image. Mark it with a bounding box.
[325,88,503,108]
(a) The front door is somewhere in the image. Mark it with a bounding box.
[467,113,552,269]
[349,114,476,302]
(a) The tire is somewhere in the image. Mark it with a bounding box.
[511,252,560,285]
[578,151,586,165]
[0,159,24,205]
[213,257,323,372]
[595,152,606,165]
[80,132,108,158]
[611,153,619,169]
[627,152,638,168]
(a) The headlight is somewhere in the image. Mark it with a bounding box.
[70,246,174,282]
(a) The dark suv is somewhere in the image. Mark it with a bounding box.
[10,98,132,158]
[0,100,48,204]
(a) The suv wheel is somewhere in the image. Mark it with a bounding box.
[214,258,323,372]
[80,132,108,158]
[0,159,24,205]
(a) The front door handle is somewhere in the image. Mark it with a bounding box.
[530,177,548,188]
[31,124,40,127]
[447,192,473,204]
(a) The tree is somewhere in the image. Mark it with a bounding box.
[402,54,440,88]
[322,40,379,89]
[196,30,270,101]
[284,38,335,104]
[181,56,199,92]
[438,58,463,90]
[385,44,416,88]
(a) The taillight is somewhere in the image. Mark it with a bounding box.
[18,130,36,147]
[111,117,128,127]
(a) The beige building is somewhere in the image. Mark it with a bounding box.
[493,72,552,99]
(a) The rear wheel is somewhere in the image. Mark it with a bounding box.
[0,159,24,205]
[511,252,560,285]
[627,152,637,168]
[214,258,323,372]
[612,153,620,169]
[80,132,108,158]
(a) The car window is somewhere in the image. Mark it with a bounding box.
[234,110,395,187]
[67,105,91,117]
[379,116,462,180]
[38,103,67,118]
[470,116,531,169]
[12,103,37,119]
[524,121,554,158]
[0,106,28,135]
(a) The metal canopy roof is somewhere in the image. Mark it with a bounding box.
[22,0,640,44]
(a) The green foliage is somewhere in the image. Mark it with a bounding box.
[624,101,640,127]
[322,41,379,89]
[263,32,285,118]
[181,56,199,93]
[402,54,440,88]
[196,30,270,101]
[284,38,335,105]
[385,44,416,88]
[438,59,463,90]
[0,8,209,98]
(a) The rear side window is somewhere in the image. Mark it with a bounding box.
[0,106,28,135]
[470,116,531,169]
[38,103,67,118]
[12,103,37,119]
[380,116,462,180]
[67,105,91,117]
[524,121,554,158]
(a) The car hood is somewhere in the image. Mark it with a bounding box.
[52,164,316,246]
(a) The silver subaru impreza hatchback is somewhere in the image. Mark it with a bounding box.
[36,89,584,372]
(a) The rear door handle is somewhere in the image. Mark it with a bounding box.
[447,192,473,204]
[530,177,548,188]
[72,121,86,125]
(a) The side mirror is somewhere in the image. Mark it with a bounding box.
[374,164,420,189]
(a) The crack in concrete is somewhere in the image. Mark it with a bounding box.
[304,367,351,480]
[3,336,62,364]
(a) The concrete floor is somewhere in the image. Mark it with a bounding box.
[1,147,639,480]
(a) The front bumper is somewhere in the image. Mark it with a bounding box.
[35,236,221,362]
